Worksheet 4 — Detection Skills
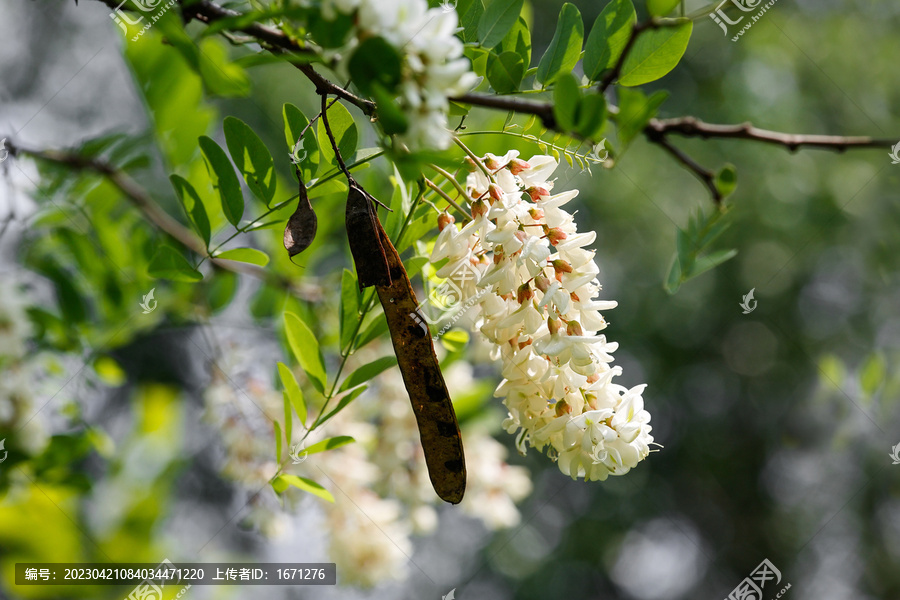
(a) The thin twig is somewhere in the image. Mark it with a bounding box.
[319,93,352,180]
[651,137,722,203]
[423,177,468,217]
[8,140,317,299]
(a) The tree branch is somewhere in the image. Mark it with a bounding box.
[645,116,896,151]
[7,140,319,300]
[651,136,722,203]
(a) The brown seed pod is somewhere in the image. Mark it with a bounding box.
[346,180,391,289]
[372,215,466,504]
[283,173,317,257]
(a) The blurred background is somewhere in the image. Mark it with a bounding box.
[1,0,900,599]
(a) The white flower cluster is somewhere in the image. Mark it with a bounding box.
[203,339,531,588]
[429,151,655,481]
[323,0,477,150]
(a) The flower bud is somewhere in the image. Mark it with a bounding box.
[527,186,550,201]
[534,275,551,292]
[548,316,561,335]
[555,399,572,416]
[528,207,545,221]
[566,320,584,336]
[547,227,568,246]
[464,157,477,172]
[488,183,505,203]
[586,374,600,384]
[552,259,573,274]
[471,198,488,218]
[517,282,533,304]
[437,212,455,231]
[508,158,531,175]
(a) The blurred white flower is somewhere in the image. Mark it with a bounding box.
[329,0,477,150]
[429,153,655,481]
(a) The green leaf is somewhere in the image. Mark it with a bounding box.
[284,312,327,394]
[319,386,368,426]
[487,51,526,93]
[278,362,307,426]
[223,116,276,205]
[458,0,486,43]
[440,329,470,353]
[307,11,355,48]
[497,16,531,65]
[283,103,320,183]
[348,37,403,96]
[148,247,203,282]
[198,136,244,227]
[860,353,886,396]
[339,355,398,392]
[303,436,355,455]
[274,420,283,463]
[715,164,738,198]
[664,252,682,295]
[214,247,270,266]
[169,175,211,247]
[339,269,360,350]
[647,0,681,17]
[372,83,409,136]
[317,102,358,172]
[575,93,607,139]
[619,19,692,87]
[552,73,581,132]
[535,3,584,86]
[355,314,390,350]
[583,0,636,81]
[614,87,669,147]
[272,474,335,502]
[478,0,524,49]
[684,248,738,279]
[283,391,293,447]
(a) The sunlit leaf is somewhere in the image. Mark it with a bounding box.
[284,312,327,393]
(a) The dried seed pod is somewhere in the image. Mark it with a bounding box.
[283,174,317,257]
[373,216,466,504]
[346,180,391,289]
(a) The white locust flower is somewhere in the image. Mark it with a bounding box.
[330,0,477,150]
[429,152,655,481]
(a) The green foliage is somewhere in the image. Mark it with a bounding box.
[223,116,277,205]
[488,51,526,93]
[213,247,270,266]
[647,0,681,17]
[552,74,607,139]
[348,36,404,96]
[303,436,356,455]
[283,103,320,182]
[317,102,359,172]
[198,136,244,226]
[278,362,308,426]
[478,0,525,49]
[535,3,584,87]
[284,312,328,394]
[584,0,636,81]
[272,474,335,502]
[665,208,737,294]
[148,246,203,282]
[619,19,693,86]
[170,175,211,247]
[339,356,399,392]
